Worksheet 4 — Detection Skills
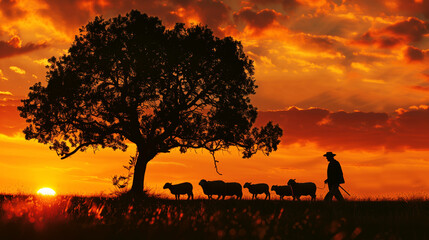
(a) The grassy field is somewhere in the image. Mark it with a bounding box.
[1,194,429,240]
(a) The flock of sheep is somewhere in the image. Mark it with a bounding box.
[163,179,317,201]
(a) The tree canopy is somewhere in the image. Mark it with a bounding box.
[19,10,283,193]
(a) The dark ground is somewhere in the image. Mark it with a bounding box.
[1,194,428,240]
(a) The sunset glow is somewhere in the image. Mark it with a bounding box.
[37,187,56,196]
[1,0,429,199]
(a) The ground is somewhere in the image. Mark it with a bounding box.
[1,194,429,239]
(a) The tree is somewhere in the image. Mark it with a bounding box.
[18,10,283,194]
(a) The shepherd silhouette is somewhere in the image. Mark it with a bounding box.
[323,152,345,202]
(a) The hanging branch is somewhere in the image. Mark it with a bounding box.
[210,151,222,175]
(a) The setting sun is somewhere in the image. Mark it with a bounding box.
[37,187,56,196]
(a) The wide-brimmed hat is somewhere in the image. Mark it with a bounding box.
[323,152,336,157]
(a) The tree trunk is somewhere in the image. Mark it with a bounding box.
[130,149,155,195]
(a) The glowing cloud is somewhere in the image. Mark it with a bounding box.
[0,70,8,81]
[0,91,13,96]
[9,66,26,75]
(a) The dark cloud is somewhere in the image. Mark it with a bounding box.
[354,32,402,48]
[345,0,429,19]
[233,7,284,31]
[288,13,367,38]
[194,0,231,31]
[0,0,27,19]
[411,86,429,92]
[0,37,47,59]
[39,0,93,31]
[37,0,232,37]
[247,0,301,12]
[353,18,429,48]
[298,34,338,51]
[256,106,429,151]
[405,46,425,62]
[385,17,429,42]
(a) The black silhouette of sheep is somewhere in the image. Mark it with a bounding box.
[199,180,242,200]
[163,182,193,200]
[199,179,226,200]
[243,182,270,200]
[271,185,295,200]
[287,179,316,201]
[223,182,243,200]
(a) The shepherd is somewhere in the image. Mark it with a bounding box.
[323,152,345,202]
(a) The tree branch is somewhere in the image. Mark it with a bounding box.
[60,141,99,159]
[210,151,222,175]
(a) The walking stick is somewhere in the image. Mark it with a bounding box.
[339,185,351,196]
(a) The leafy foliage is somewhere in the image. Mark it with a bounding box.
[18,10,282,191]
[112,153,138,194]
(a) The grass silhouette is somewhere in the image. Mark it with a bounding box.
[1,194,429,239]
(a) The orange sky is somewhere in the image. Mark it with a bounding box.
[1,0,429,199]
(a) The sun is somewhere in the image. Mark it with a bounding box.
[37,187,56,196]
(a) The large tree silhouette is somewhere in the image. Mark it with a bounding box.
[18,10,282,194]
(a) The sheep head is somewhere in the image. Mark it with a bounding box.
[287,179,296,186]
[199,179,207,186]
[163,182,172,189]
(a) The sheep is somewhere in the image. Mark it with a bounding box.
[243,182,270,200]
[163,182,193,200]
[199,179,225,200]
[287,179,316,201]
[222,182,243,200]
[271,185,295,200]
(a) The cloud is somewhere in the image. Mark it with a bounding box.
[0,36,48,59]
[247,0,302,12]
[0,97,26,136]
[287,11,367,38]
[233,7,286,34]
[296,33,339,52]
[193,0,231,30]
[38,0,232,36]
[384,17,429,42]
[257,106,429,151]
[404,46,429,62]
[344,0,429,19]
[9,66,26,75]
[0,0,27,19]
[0,70,7,81]
[354,17,429,48]
[0,91,12,96]
[33,58,49,66]
[39,0,96,31]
